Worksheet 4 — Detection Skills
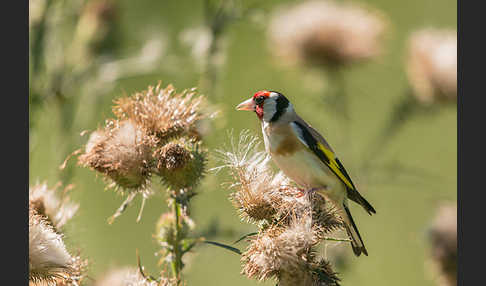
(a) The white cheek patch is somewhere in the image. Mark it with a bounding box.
[263,99,277,122]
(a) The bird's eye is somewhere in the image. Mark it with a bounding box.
[255,96,265,105]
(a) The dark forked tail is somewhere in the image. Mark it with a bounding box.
[342,203,368,257]
[346,187,376,215]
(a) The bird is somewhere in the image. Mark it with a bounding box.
[236,90,376,256]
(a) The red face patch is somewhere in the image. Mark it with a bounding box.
[253,90,270,99]
[253,90,269,120]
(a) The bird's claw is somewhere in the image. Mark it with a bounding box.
[296,189,306,198]
[296,186,327,198]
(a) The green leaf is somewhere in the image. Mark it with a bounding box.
[181,238,203,254]
[233,232,258,244]
[203,240,241,255]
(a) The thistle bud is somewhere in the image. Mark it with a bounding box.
[155,140,207,191]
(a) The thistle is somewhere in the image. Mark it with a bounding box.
[426,203,457,286]
[406,28,457,104]
[268,0,387,67]
[216,130,344,285]
[74,82,214,285]
[361,28,457,167]
[78,120,155,192]
[75,82,213,224]
[29,205,87,286]
[29,182,79,231]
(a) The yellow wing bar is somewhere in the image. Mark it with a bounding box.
[316,142,355,190]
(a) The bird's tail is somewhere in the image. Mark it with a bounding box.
[340,202,368,257]
[346,187,376,215]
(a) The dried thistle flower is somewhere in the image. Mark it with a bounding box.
[406,28,457,104]
[217,130,343,285]
[76,82,212,223]
[309,193,345,237]
[215,130,282,222]
[29,182,79,230]
[268,0,387,67]
[78,120,155,192]
[242,216,339,286]
[155,140,207,191]
[94,267,175,286]
[215,131,343,230]
[112,83,212,143]
[427,203,457,286]
[29,208,75,284]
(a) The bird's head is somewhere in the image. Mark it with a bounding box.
[236,90,292,122]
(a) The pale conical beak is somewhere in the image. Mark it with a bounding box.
[236,98,255,111]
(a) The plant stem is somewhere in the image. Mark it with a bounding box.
[171,199,182,284]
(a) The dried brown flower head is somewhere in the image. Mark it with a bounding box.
[29,182,79,230]
[155,140,207,191]
[29,208,82,285]
[406,28,457,104]
[76,82,212,223]
[217,131,343,285]
[215,131,285,222]
[78,120,155,192]
[242,216,339,286]
[268,0,387,66]
[216,131,343,230]
[112,83,211,143]
[427,203,457,286]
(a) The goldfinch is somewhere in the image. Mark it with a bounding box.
[236,90,376,256]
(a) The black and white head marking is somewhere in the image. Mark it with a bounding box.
[263,91,292,123]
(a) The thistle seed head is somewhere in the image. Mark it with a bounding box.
[406,28,457,104]
[427,202,457,286]
[268,0,387,66]
[112,83,212,143]
[78,120,155,192]
[29,182,79,230]
[241,217,332,284]
[29,208,78,284]
[219,130,343,285]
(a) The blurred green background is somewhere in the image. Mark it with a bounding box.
[29,0,456,285]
